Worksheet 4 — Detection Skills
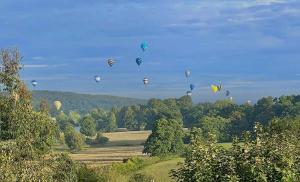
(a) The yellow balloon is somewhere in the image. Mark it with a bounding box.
[54,101,62,110]
[211,85,218,93]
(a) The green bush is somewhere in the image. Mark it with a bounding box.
[77,164,106,182]
[172,123,300,182]
[94,132,109,144]
[64,125,85,151]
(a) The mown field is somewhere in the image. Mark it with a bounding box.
[69,130,151,165]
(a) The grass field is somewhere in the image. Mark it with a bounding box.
[139,158,184,182]
[69,130,151,165]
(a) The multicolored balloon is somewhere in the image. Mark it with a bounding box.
[107,58,115,67]
[143,77,149,85]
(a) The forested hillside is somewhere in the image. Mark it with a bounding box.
[32,90,147,114]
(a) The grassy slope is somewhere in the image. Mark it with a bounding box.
[139,158,184,182]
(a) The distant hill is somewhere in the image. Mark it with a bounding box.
[32,90,147,114]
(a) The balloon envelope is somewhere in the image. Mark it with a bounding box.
[143,78,149,85]
[185,70,191,78]
[107,59,115,67]
[190,84,195,91]
[136,57,142,66]
[140,42,148,52]
[94,76,101,82]
[226,90,230,96]
[211,85,218,93]
[31,80,38,87]
[54,101,62,110]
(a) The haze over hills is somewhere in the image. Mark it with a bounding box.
[32,90,147,114]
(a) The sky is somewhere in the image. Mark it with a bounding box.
[0,0,300,103]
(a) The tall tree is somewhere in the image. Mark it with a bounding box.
[143,118,184,156]
[80,115,96,136]
[106,111,117,132]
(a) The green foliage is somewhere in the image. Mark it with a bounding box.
[80,115,96,136]
[196,116,231,142]
[143,118,184,156]
[94,132,109,144]
[77,164,106,182]
[90,108,108,131]
[56,111,70,131]
[106,111,117,132]
[69,110,81,126]
[172,123,300,182]
[32,90,146,114]
[65,124,85,151]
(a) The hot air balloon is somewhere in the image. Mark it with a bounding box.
[140,42,148,52]
[107,58,115,67]
[226,90,230,97]
[143,77,149,85]
[186,91,192,96]
[211,85,219,93]
[185,70,191,78]
[31,80,38,87]
[190,84,195,91]
[94,75,101,83]
[54,101,62,110]
[136,57,142,66]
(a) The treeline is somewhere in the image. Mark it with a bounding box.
[32,90,147,114]
[114,95,300,141]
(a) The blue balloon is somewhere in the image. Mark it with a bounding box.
[136,57,142,66]
[140,42,148,52]
[190,84,195,91]
[31,80,38,87]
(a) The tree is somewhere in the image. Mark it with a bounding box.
[89,108,108,131]
[0,48,76,180]
[143,118,184,156]
[65,124,85,151]
[124,106,138,130]
[106,111,117,131]
[253,96,275,126]
[172,124,300,182]
[68,111,81,126]
[56,112,70,131]
[39,99,50,114]
[195,116,231,142]
[80,115,96,137]
[177,96,193,126]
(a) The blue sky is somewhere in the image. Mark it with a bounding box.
[1,0,300,103]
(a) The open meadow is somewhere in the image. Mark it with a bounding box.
[69,130,151,165]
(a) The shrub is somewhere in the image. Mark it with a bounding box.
[64,125,85,151]
[172,123,300,182]
[94,132,109,144]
